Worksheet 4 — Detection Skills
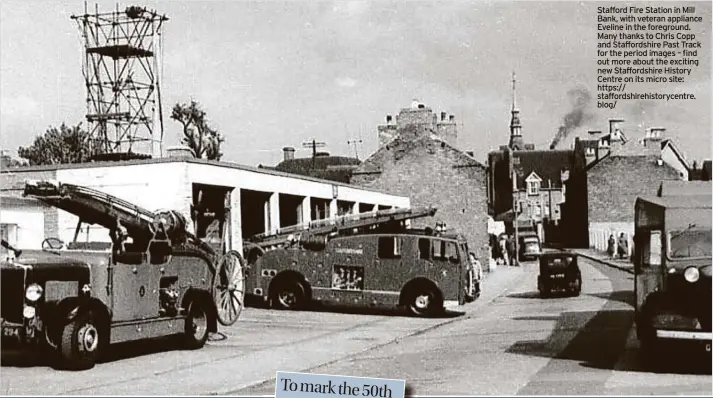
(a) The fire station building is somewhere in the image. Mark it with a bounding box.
[0,154,410,251]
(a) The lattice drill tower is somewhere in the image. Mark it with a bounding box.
[71,4,168,158]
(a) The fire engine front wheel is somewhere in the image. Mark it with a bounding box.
[271,280,307,310]
[184,301,210,350]
[59,315,99,370]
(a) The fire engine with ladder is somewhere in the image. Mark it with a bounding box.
[243,207,481,316]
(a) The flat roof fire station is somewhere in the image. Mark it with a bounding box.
[0,157,409,251]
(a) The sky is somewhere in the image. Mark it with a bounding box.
[1,0,711,167]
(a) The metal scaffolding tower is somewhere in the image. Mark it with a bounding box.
[71,3,169,158]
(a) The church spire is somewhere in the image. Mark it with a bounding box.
[509,71,524,149]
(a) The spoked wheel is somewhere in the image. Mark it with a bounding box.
[212,250,246,326]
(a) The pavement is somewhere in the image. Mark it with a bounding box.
[565,248,634,274]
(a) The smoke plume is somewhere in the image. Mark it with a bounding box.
[549,87,593,149]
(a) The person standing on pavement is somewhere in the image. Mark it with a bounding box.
[617,232,628,260]
[500,235,509,265]
[506,234,516,266]
[607,234,616,258]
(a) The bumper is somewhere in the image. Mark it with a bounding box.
[444,300,461,309]
[656,329,712,341]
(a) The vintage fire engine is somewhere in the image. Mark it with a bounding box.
[634,189,712,359]
[0,180,245,370]
[243,207,481,316]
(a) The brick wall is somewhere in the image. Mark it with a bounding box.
[588,155,681,224]
[352,135,490,270]
[0,168,58,239]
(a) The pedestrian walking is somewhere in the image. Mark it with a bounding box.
[607,234,616,258]
[617,232,628,260]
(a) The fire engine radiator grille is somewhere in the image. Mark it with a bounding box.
[1,269,25,323]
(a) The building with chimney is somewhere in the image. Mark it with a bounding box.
[585,118,686,254]
[487,74,588,247]
[689,160,712,181]
[378,100,458,148]
[351,101,490,270]
[260,147,361,185]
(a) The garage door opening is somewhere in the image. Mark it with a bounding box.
[358,203,374,214]
[279,193,305,228]
[192,183,234,253]
[240,189,272,239]
[337,200,355,216]
[311,198,331,221]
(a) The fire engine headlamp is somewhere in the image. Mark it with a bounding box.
[23,305,36,319]
[684,267,700,283]
[25,283,43,301]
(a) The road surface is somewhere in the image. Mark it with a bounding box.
[2,258,710,395]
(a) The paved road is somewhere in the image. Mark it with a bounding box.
[239,259,712,395]
[2,259,710,395]
[0,265,523,395]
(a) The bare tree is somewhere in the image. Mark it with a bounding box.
[170,101,224,160]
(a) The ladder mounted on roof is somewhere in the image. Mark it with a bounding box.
[247,206,437,246]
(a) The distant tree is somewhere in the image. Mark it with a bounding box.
[170,101,224,161]
[17,123,96,166]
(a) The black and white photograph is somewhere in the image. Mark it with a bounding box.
[0,0,711,395]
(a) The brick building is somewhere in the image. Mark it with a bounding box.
[351,107,490,269]
[487,76,588,247]
[378,100,458,148]
[689,160,712,181]
[585,119,685,253]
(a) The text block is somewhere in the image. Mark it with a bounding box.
[275,371,405,398]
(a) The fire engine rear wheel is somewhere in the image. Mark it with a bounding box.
[406,287,442,317]
[184,301,210,350]
[272,280,307,310]
[59,315,99,370]
[212,251,246,326]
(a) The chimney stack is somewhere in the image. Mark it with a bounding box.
[283,146,295,161]
[441,111,447,121]
[449,115,455,122]
[608,118,625,141]
[386,115,393,124]
[165,146,194,159]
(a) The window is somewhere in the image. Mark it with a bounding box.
[432,240,443,259]
[418,238,431,260]
[641,230,662,267]
[444,242,458,261]
[378,236,401,259]
[667,228,711,259]
[0,223,18,246]
[527,181,540,196]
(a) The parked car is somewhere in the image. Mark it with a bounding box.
[537,251,582,298]
[519,232,542,261]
